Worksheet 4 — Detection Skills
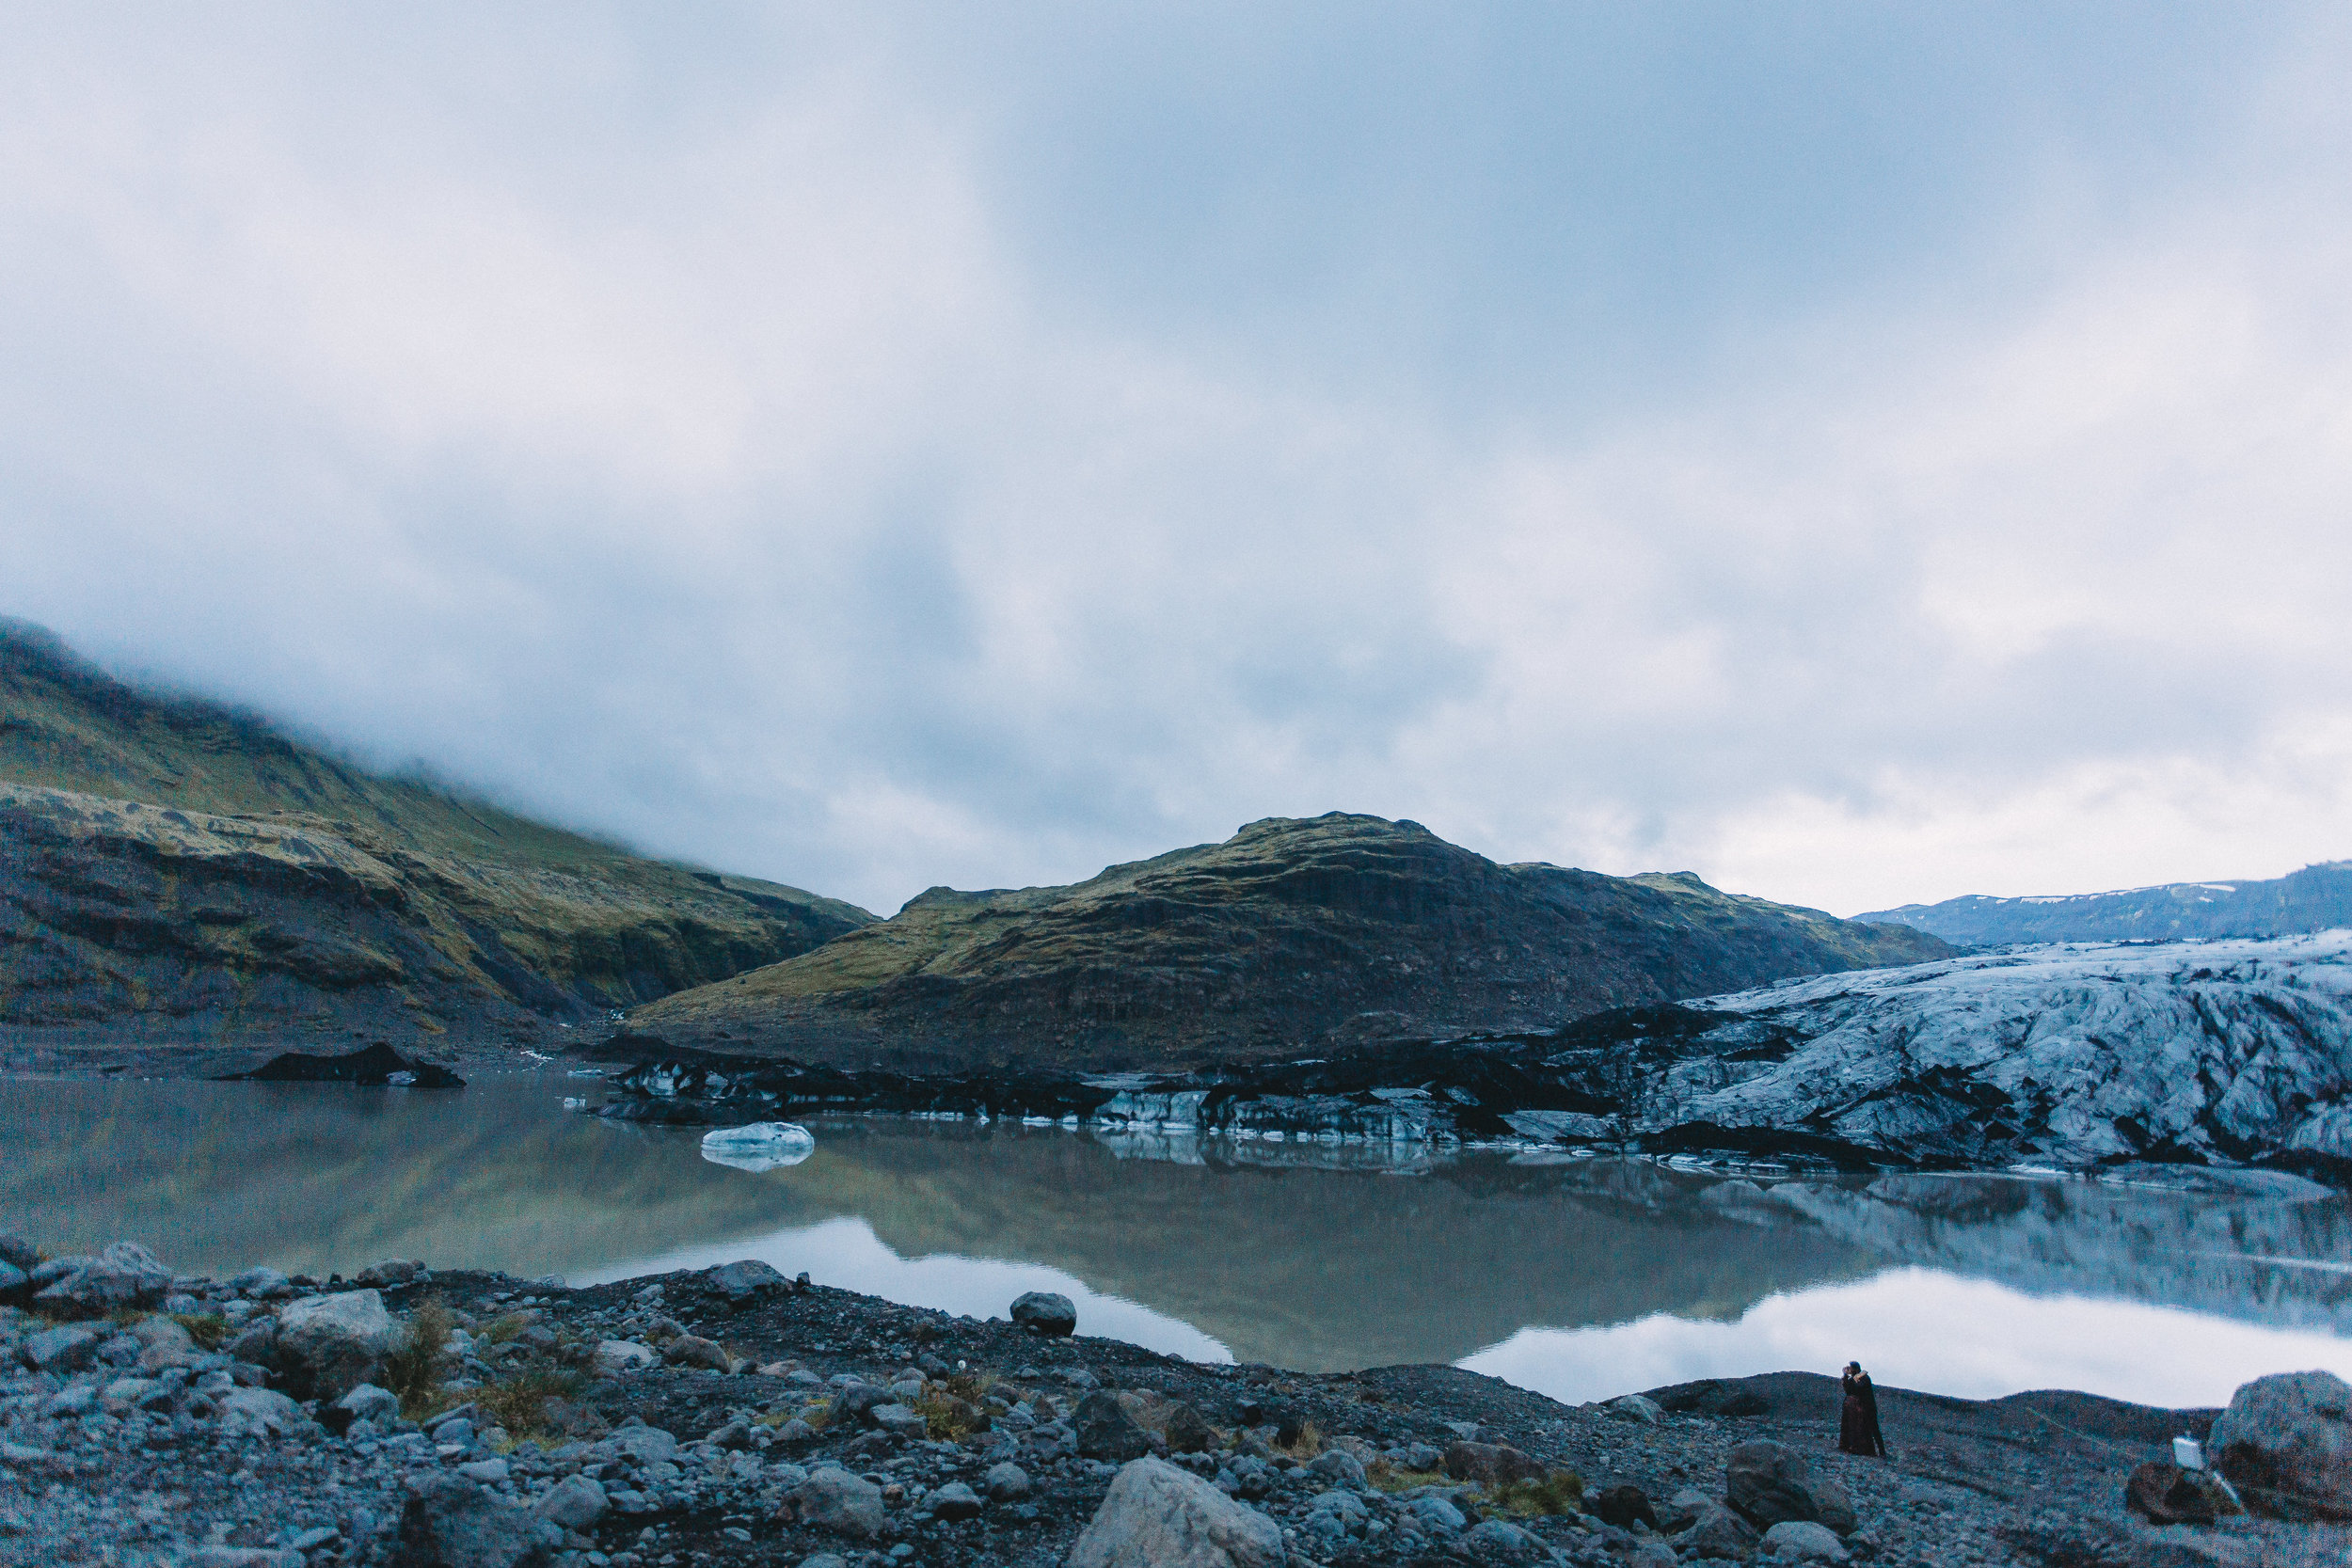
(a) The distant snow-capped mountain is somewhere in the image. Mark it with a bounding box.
[1856,861,2352,946]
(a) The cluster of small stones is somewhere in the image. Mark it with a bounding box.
[5,1237,2347,1568]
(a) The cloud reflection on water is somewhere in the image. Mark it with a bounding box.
[1460,1266,2352,1409]
[575,1213,1232,1366]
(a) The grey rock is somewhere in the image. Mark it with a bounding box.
[21,1324,100,1373]
[1589,1483,1657,1529]
[706,1259,788,1302]
[1076,1390,1158,1462]
[275,1289,398,1400]
[1808,1474,1858,1536]
[1608,1392,1663,1424]
[1406,1495,1467,1533]
[535,1474,612,1532]
[186,1550,306,1568]
[337,1383,403,1423]
[0,1235,34,1271]
[2210,1369,2352,1520]
[1762,1519,1852,1562]
[224,1314,278,1366]
[1393,1442,1443,1472]
[457,1458,511,1483]
[793,1466,887,1540]
[1069,1456,1285,1568]
[129,1314,195,1371]
[984,1461,1031,1501]
[392,1474,561,1567]
[1305,1447,1366,1489]
[799,1557,850,1568]
[0,1262,25,1306]
[230,1266,293,1299]
[1009,1291,1077,1337]
[661,1333,732,1372]
[46,1383,96,1417]
[1309,1490,1367,1526]
[1622,1544,1677,1568]
[1679,1499,1760,1559]
[1160,1399,1216,1453]
[608,1423,679,1465]
[1443,1439,1545,1484]
[356,1259,423,1288]
[216,1386,307,1436]
[31,1241,174,1319]
[1462,1519,1549,1560]
[594,1338,656,1373]
[867,1402,926,1439]
[1726,1439,1827,1528]
[929,1480,983,1519]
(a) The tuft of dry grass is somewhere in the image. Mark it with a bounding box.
[171,1312,230,1351]
[477,1314,531,1348]
[475,1370,588,1444]
[914,1389,991,1442]
[383,1300,458,1419]
[1487,1471,1586,1517]
[1368,1465,1449,1494]
[1276,1419,1325,1460]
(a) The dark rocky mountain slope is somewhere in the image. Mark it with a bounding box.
[628,812,1947,1070]
[1858,861,2352,945]
[0,622,873,1056]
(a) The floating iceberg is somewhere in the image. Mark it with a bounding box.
[699,1121,815,1172]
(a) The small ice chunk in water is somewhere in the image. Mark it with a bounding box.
[700,1122,816,1171]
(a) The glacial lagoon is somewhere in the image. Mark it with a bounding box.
[6,1073,2349,1411]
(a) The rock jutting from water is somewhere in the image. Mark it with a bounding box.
[3,1233,2348,1566]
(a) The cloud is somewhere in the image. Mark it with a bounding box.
[2,4,2349,915]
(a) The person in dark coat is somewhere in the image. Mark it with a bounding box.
[1839,1361,1888,1457]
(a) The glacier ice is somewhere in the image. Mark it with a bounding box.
[699,1121,815,1171]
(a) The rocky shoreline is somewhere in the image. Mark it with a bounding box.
[5,1237,2349,1568]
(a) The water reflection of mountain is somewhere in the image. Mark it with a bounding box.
[3,1081,2344,1374]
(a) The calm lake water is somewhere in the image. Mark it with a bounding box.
[7,1074,2349,1411]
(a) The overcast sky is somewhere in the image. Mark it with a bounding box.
[8,4,2351,918]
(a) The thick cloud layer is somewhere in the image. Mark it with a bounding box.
[5,4,2349,915]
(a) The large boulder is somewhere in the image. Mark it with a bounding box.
[392,1475,561,1567]
[532,1474,609,1532]
[2209,1370,2352,1520]
[1725,1438,1854,1532]
[1069,1456,1285,1568]
[129,1315,196,1372]
[1159,1400,1216,1454]
[1010,1291,1077,1337]
[793,1467,886,1540]
[1076,1391,1158,1463]
[1677,1499,1760,1560]
[21,1324,100,1373]
[594,1339,656,1374]
[275,1289,399,1401]
[660,1334,732,1372]
[705,1259,787,1304]
[356,1259,424,1289]
[31,1242,173,1319]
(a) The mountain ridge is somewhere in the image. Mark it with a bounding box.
[0,622,875,1056]
[628,810,1951,1071]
